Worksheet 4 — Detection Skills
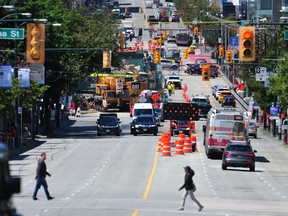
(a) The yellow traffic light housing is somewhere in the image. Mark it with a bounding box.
[202,64,210,81]
[183,50,188,59]
[226,50,233,64]
[103,50,112,68]
[219,46,224,57]
[194,27,198,36]
[26,23,45,64]
[154,50,161,64]
[239,26,255,62]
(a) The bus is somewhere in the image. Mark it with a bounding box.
[203,108,249,158]
[175,31,192,46]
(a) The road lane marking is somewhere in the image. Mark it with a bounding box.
[142,150,159,200]
[132,208,139,216]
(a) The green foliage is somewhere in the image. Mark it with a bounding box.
[268,54,288,110]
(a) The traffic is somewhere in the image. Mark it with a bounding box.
[4,0,288,216]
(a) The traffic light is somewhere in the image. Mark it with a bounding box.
[154,50,161,64]
[26,23,45,64]
[183,50,188,59]
[239,26,255,62]
[219,46,224,57]
[194,27,198,36]
[202,64,210,81]
[103,50,112,68]
[226,50,233,64]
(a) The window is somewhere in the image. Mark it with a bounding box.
[260,0,271,9]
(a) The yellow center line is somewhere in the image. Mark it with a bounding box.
[142,149,159,200]
[132,208,139,216]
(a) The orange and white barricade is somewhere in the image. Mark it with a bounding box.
[183,138,192,153]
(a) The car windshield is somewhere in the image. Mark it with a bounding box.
[227,145,252,152]
[134,109,152,116]
[137,117,154,123]
[193,98,208,103]
[174,120,189,124]
[99,117,117,126]
[168,76,180,80]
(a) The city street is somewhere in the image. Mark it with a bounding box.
[8,0,288,216]
[11,71,288,216]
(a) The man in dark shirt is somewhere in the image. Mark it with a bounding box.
[32,152,54,200]
[178,166,204,211]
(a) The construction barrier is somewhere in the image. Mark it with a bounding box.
[190,135,197,152]
[183,138,192,153]
[190,121,196,133]
[162,132,171,156]
[157,136,163,152]
[175,139,184,155]
[177,133,185,144]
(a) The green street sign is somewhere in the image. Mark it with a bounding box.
[284,30,288,41]
[0,28,25,40]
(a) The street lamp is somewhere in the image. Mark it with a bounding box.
[0,5,15,10]
[0,12,32,20]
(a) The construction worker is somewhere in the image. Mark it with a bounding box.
[171,82,175,94]
[167,82,172,96]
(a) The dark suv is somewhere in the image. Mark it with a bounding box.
[96,115,120,136]
[130,115,158,136]
[222,141,257,171]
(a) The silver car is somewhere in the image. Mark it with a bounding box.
[249,121,258,138]
[160,59,180,69]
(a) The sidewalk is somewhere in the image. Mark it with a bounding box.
[8,110,97,159]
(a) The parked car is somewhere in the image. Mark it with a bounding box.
[160,59,180,69]
[166,75,182,89]
[167,35,176,43]
[96,115,121,136]
[222,141,257,171]
[249,121,258,138]
[130,115,158,136]
[222,95,236,107]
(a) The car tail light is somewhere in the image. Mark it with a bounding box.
[246,153,255,157]
[224,152,232,156]
[252,127,257,130]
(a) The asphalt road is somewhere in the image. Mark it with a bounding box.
[10,0,288,215]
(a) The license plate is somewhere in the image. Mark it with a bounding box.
[106,130,110,132]
[179,130,183,133]
[237,155,242,159]
[143,129,147,131]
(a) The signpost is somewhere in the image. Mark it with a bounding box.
[0,28,25,40]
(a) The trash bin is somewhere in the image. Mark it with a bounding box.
[211,51,215,59]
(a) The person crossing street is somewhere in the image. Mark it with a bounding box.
[32,152,54,201]
[178,166,204,211]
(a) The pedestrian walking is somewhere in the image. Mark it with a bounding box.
[178,166,204,211]
[32,152,54,201]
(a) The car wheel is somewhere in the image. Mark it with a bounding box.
[133,132,137,136]
[250,166,255,171]
[116,132,120,136]
[97,132,101,136]
[254,134,257,139]
[172,65,177,69]
[222,164,227,170]
[221,103,224,107]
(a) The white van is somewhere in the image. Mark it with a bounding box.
[145,0,153,8]
[132,103,154,120]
